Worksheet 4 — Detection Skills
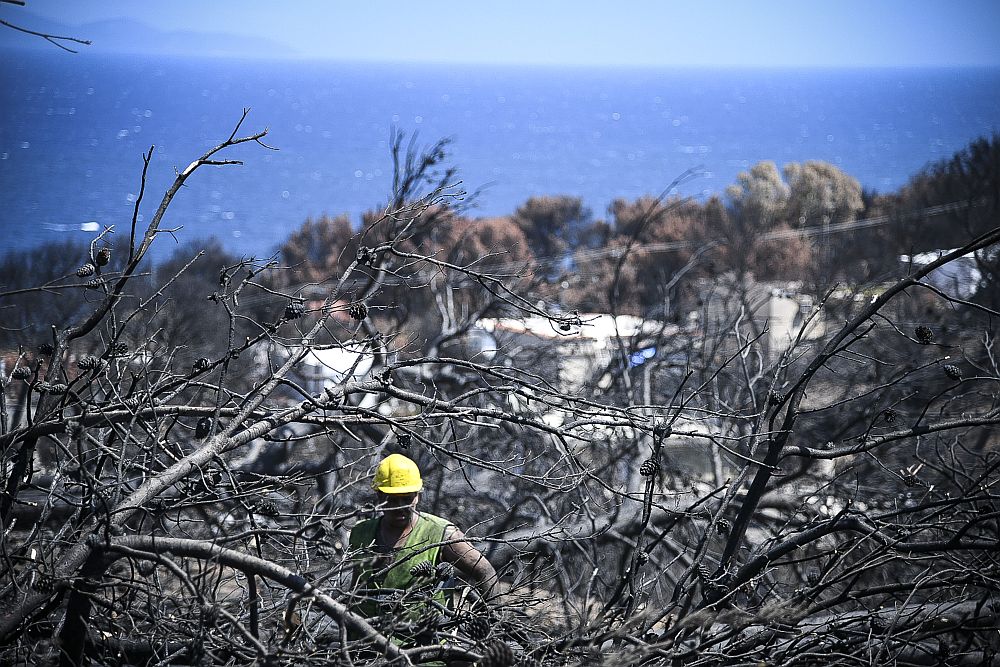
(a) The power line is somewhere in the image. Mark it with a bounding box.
[489,198,981,274]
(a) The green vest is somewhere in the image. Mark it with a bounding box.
[348,512,451,620]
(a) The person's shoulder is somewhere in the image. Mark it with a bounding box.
[418,512,454,531]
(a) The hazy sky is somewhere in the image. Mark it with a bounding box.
[8,0,1000,66]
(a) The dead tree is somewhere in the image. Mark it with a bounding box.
[1,113,998,667]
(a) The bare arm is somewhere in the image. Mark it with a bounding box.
[440,525,500,603]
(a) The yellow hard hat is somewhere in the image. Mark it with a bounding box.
[373,454,423,494]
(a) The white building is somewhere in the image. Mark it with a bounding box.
[689,276,826,358]
[478,313,676,393]
[900,249,983,300]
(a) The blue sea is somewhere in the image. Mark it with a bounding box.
[2,51,999,259]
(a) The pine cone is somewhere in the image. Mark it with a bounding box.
[137,560,156,577]
[768,390,785,407]
[33,574,56,593]
[38,343,55,356]
[882,408,897,424]
[37,382,67,395]
[349,302,368,320]
[76,263,96,277]
[943,364,962,381]
[193,357,211,373]
[417,609,443,633]
[558,321,571,332]
[77,355,100,371]
[317,543,338,560]
[397,433,412,450]
[356,246,374,264]
[915,325,934,344]
[696,563,713,582]
[477,641,514,667]
[635,550,650,565]
[12,367,31,381]
[715,518,732,536]
[464,614,491,641]
[652,420,671,439]
[284,301,306,320]
[86,278,103,290]
[435,561,455,581]
[639,458,659,477]
[410,561,435,578]
[253,498,280,517]
[902,471,918,487]
[112,342,129,355]
[195,417,212,439]
[95,246,111,266]
[806,568,821,585]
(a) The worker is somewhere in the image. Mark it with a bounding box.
[348,453,500,628]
